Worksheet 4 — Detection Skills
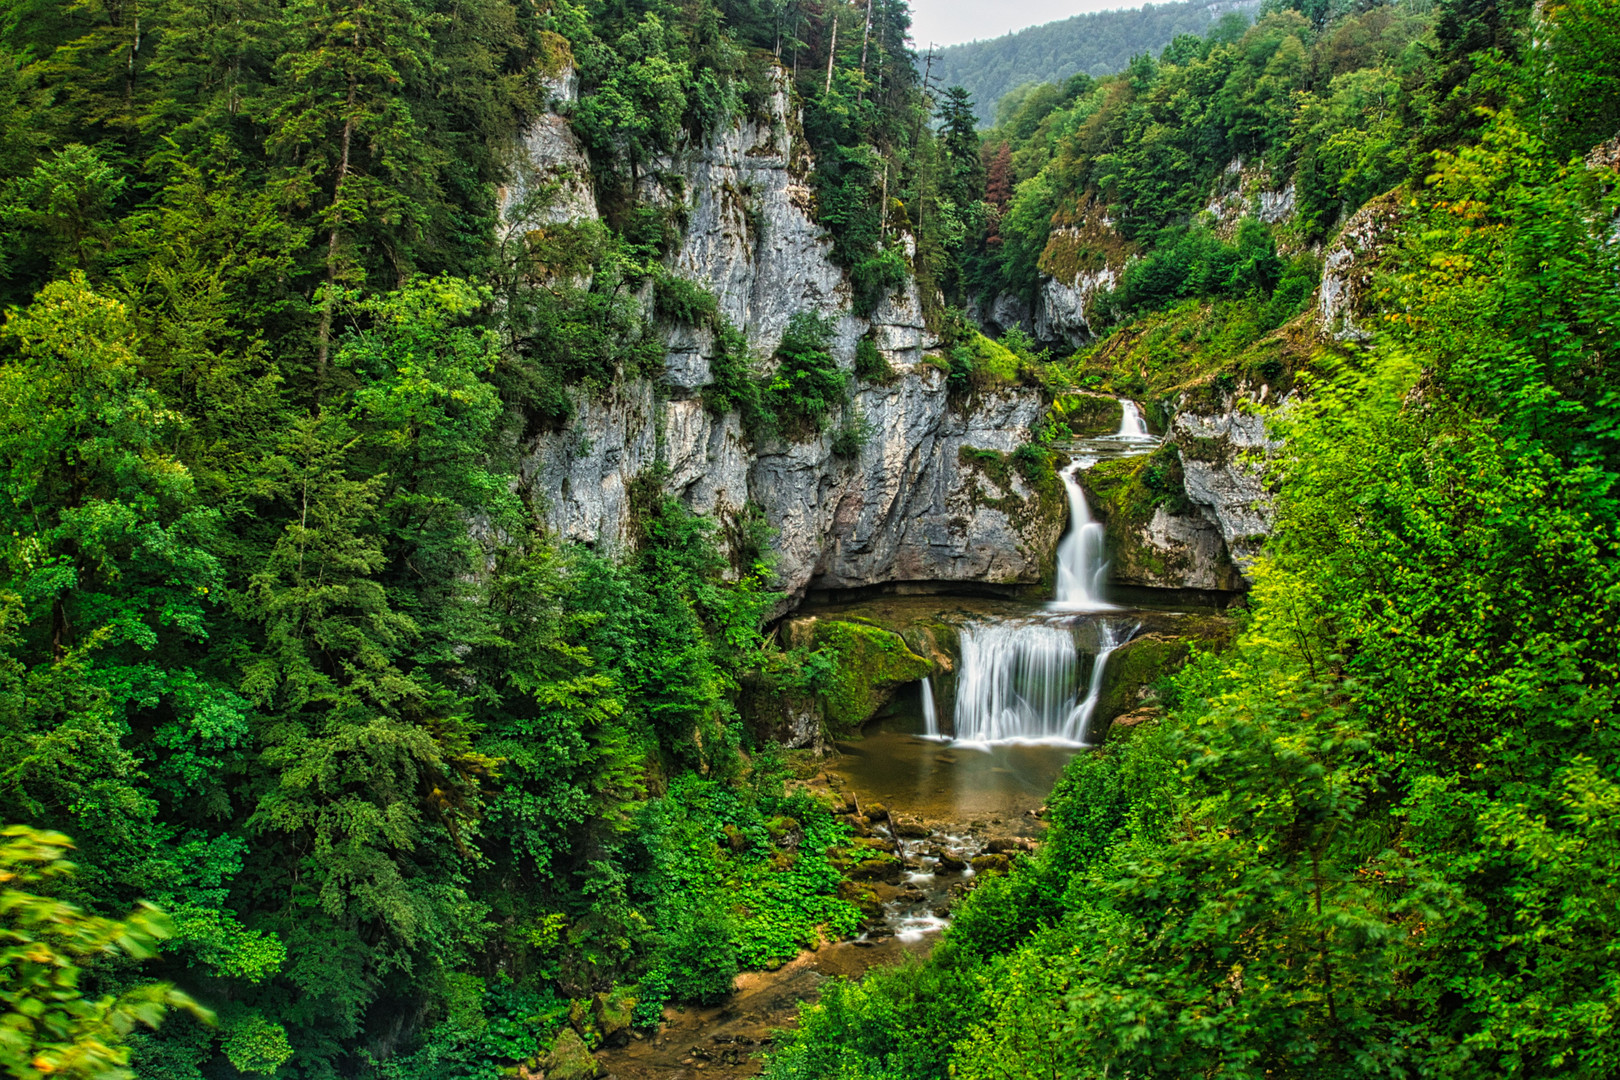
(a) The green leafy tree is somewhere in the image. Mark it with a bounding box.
[261,0,444,374]
[1,826,209,1080]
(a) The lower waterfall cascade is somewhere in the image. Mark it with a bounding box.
[920,675,940,738]
[951,618,1132,744]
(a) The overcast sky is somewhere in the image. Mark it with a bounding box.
[910,0,1138,50]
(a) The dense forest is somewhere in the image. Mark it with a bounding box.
[2,0,1619,1075]
[0,0,937,1076]
[932,0,1258,125]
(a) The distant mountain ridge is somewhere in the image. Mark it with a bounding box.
[931,0,1260,124]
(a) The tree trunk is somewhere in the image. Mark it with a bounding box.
[860,0,873,73]
[318,28,362,384]
[825,15,838,95]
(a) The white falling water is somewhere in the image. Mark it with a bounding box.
[920,676,940,738]
[951,620,1132,744]
[1118,398,1153,440]
[1053,461,1113,612]
[927,396,1155,747]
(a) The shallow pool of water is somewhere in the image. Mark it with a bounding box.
[832,702,1083,821]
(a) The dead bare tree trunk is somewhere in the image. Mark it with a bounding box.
[825,15,838,94]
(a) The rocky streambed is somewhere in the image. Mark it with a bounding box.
[593,741,1061,1080]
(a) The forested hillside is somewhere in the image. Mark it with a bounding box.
[766,0,1620,1076]
[932,0,1257,125]
[0,0,944,1076]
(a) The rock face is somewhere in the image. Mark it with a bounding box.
[1204,156,1296,232]
[1112,501,1240,592]
[1034,265,1118,349]
[499,67,599,229]
[507,68,1065,606]
[1172,397,1281,571]
[1318,190,1405,342]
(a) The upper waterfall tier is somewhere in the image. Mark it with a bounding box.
[1053,461,1113,612]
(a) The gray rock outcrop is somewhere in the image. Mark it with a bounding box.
[1173,400,1280,570]
[1318,190,1404,342]
[506,66,1064,607]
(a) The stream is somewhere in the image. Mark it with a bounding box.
[602,402,1170,1079]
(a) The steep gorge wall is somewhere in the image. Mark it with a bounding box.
[505,71,1066,605]
[1066,173,1402,594]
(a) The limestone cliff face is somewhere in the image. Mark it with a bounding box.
[1172,394,1281,571]
[1318,190,1405,343]
[1081,384,1286,595]
[508,69,1064,605]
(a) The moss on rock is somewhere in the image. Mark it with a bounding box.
[812,619,933,734]
[1095,635,1193,730]
[542,1029,601,1080]
[1094,618,1236,741]
[1051,392,1123,437]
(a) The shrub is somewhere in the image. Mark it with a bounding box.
[850,247,909,316]
[830,406,873,457]
[654,274,719,326]
[703,319,765,424]
[853,334,895,383]
[765,312,847,439]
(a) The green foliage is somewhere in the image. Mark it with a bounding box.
[633,771,860,1016]
[1099,218,1286,318]
[654,273,720,327]
[763,960,988,1080]
[0,827,210,1080]
[0,0,922,1074]
[220,1015,293,1075]
[762,311,848,439]
[702,318,767,427]
[852,333,895,384]
[961,1,1454,318]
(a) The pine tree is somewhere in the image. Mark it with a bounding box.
[259,0,444,378]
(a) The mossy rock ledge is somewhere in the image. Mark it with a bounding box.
[1051,392,1124,437]
[783,615,935,736]
[1094,619,1235,742]
[1082,451,1246,592]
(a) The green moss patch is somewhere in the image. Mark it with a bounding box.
[1051,392,1123,436]
[812,619,933,733]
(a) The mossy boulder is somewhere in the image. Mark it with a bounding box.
[738,668,824,751]
[542,1029,601,1080]
[1095,634,1192,729]
[1051,392,1123,436]
[590,989,636,1048]
[849,854,903,883]
[807,618,933,734]
[971,853,1011,876]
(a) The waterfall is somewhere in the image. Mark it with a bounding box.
[1118,399,1152,440]
[1053,461,1113,611]
[952,619,1131,744]
[921,676,940,738]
